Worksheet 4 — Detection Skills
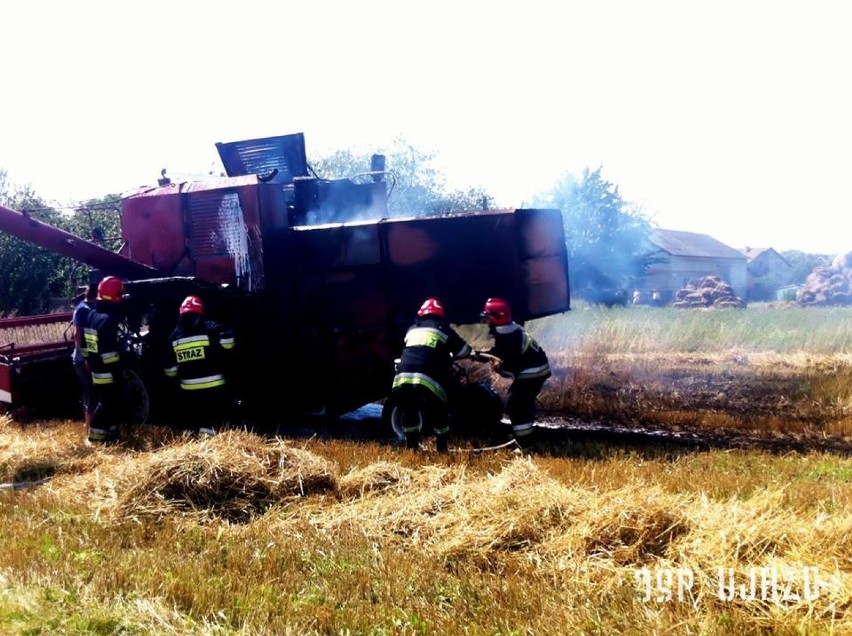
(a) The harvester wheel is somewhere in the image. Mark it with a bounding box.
[122,369,150,424]
[382,394,407,441]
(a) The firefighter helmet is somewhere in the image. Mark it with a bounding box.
[97,276,125,303]
[481,297,512,325]
[179,295,204,315]
[417,298,444,319]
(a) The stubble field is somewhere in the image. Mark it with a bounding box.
[1,303,851,634]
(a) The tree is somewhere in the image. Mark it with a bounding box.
[0,171,125,315]
[0,170,70,315]
[308,139,492,217]
[54,195,124,290]
[532,166,655,302]
[781,250,832,286]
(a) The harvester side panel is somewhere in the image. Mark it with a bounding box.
[120,188,186,272]
[515,208,571,319]
[287,222,392,414]
[384,211,525,325]
[121,177,264,292]
[186,185,264,292]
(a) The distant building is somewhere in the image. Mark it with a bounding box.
[641,229,748,303]
[742,247,793,301]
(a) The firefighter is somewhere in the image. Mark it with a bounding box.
[390,298,473,452]
[71,282,97,428]
[480,298,551,448]
[163,295,236,437]
[83,276,127,444]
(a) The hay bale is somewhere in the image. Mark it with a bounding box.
[112,430,338,522]
[797,253,852,306]
[673,275,745,309]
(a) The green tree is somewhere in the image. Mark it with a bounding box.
[430,187,492,214]
[532,166,655,302]
[0,171,124,315]
[781,250,832,286]
[0,170,70,315]
[54,195,124,290]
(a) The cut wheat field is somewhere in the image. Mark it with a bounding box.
[1,303,851,634]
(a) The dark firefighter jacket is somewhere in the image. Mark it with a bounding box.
[392,316,472,402]
[83,301,125,386]
[487,322,551,381]
[163,313,235,391]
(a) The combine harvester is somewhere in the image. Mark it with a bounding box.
[0,132,570,433]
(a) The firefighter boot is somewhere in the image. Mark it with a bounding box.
[511,421,537,451]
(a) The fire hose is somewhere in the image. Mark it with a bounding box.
[0,477,51,491]
[451,438,521,453]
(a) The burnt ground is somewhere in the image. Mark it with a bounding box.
[271,353,852,458]
[270,403,852,460]
[5,351,851,458]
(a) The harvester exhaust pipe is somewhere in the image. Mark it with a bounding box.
[370,154,386,182]
[0,203,160,280]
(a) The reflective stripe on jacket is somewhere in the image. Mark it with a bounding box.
[164,314,235,392]
[84,303,124,383]
[392,371,448,402]
[488,322,551,381]
[393,317,472,400]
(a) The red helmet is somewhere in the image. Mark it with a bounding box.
[179,295,204,315]
[97,276,125,303]
[482,298,512,325]
[417,298,444,319]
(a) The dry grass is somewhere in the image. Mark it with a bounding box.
[2,417,851,634]
[112,430,338,523]
[3,305,852,632]
[456,306,852,442]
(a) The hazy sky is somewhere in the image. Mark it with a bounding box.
[2,1,849,255]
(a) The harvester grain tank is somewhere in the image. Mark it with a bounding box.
[0,132,570,427]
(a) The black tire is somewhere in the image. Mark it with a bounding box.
[381,393,403,440]
[382,391,429,441]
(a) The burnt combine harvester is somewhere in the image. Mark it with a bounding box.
[0,132,570,430]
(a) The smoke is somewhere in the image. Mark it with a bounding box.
[301,201,387,226]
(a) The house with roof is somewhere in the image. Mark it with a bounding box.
[741,247,793,301]
[640,229,748,303]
